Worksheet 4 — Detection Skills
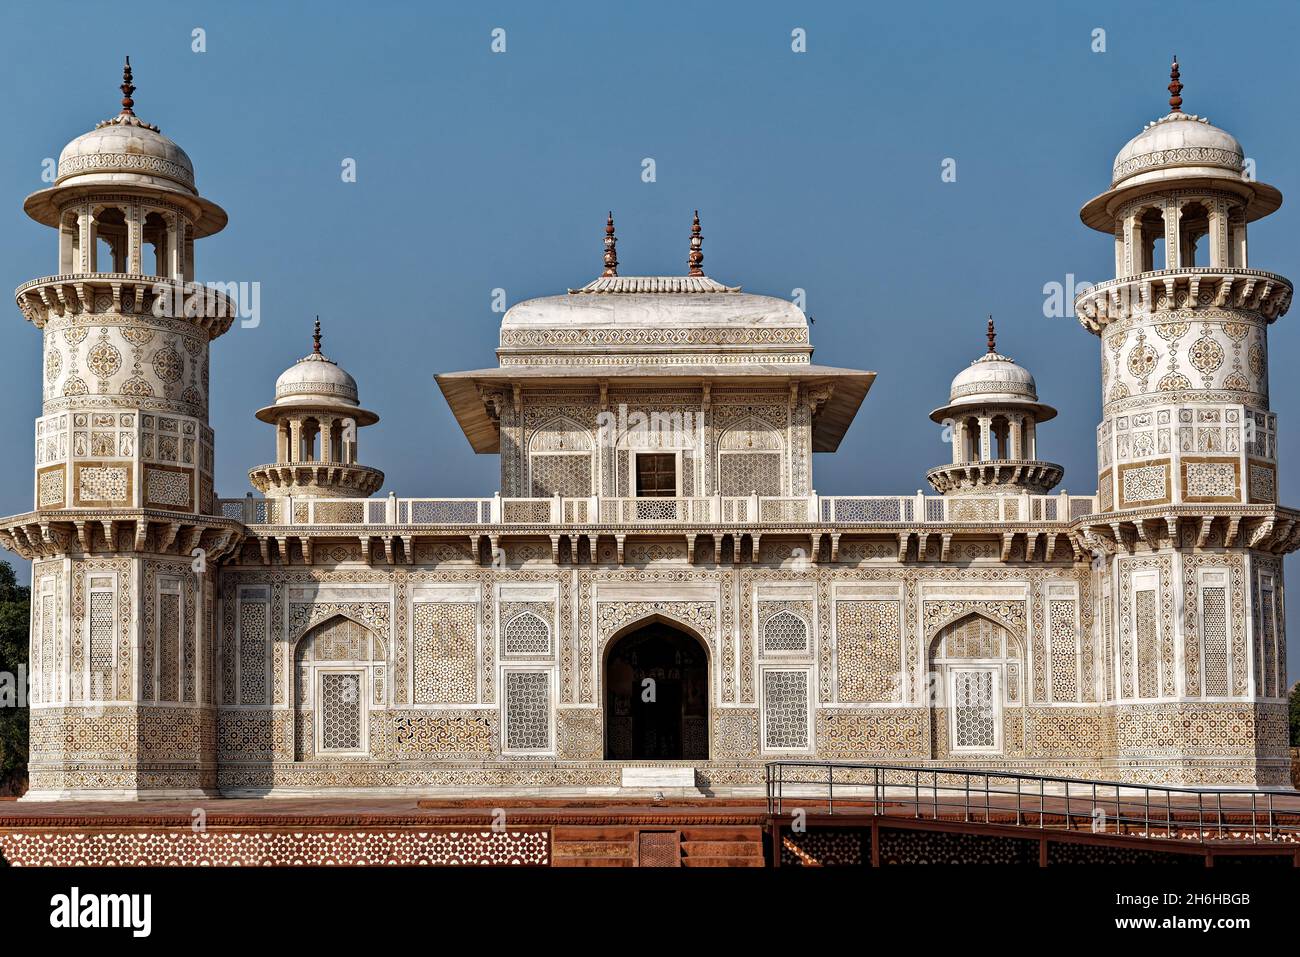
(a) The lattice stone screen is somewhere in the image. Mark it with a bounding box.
[763,611,808,653]
[762,670,809,751]
[1134,590,1159,699]
[952,669,996,750]
[159,592,181,702]
[88,591,113,700]
[504,613,550,656]
[529,453,592,497]
[719,451,781,496]
[504,671,550,751]
[1202,586,1229,697]
[319,672,362,751]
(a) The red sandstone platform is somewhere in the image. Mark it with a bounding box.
[1,794,1297,866]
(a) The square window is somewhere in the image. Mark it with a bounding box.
[635,453,676,497]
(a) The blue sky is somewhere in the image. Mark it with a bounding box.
[0,0,1295,679]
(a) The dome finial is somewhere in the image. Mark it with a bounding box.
[312,316,322,355]
[1168,55,1183,113]
[688,210,704,277]
[120,55,136,116]
[986,315,997,354]
[602,211,618,277]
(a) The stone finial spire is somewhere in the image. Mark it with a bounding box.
[602,212,618,277]
[1168,55,1183,112]
[313,316,322,355]
[120,55,136,116]
[986,315,997,354]
[688,210,704,277]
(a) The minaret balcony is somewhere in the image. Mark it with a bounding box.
[14,273,241,338]
[248,462,385,500]
[1073,267,1291,333]
[926,460,1064,497]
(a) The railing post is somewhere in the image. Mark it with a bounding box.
[386,490,396,524]
[552,493,561,524]
[244,490,254,524]
[808,490,819,523]
[285,495,295,525]
[491,491,501,524]
[588,495,598,523]
[914,491,925,523]
[828,764,834,816]
[749,491,759,522]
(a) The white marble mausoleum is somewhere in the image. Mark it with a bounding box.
[1,60,1293,799]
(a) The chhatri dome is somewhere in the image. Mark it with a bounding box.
[264,326,371,418]
[250,320,383,500]
[22,57,227,238]
[927,318,1061,496]
[1082,57,1281,231]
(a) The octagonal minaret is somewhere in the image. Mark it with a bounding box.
[927,318,1062,496]
[0,60,244,799]
[249,319,383,501]
[1076,59,1290,516]
[1074,60,1295,786]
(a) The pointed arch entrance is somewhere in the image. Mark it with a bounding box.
[293,614,386,761]
[604,618,709,760]
[928,612,1024,758]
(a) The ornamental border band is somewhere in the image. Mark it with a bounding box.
[1,58,1292,800]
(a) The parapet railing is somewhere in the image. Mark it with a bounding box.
[215,491,1098,528]
[765,761,1300,845]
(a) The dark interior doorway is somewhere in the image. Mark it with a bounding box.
[604,621,708,760]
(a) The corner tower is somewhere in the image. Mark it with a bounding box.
[1074,61,1295,785]
[0,60,243,798]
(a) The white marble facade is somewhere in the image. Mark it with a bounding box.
[1,64,1294,799]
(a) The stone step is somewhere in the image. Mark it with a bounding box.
[679,826,765,842]
[681,840,764,857]
[552,857,635,867]
[552,841,634,859]
[681,856,765,868]
[552,827,637,842]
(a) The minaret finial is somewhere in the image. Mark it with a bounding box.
[986,315,997,354]
[120,55,136,116]
[688,210,704,277]
[602,211,618,277]
[1168,55,1183,113]
[313,316,322,355]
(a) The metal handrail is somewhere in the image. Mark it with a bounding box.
[764,761,1300,846]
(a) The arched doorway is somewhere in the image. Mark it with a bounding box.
[293,614,385,761]
[928,613,1024,758]
[604,620,708,760]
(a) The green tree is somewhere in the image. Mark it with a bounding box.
[0,560,30,796]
